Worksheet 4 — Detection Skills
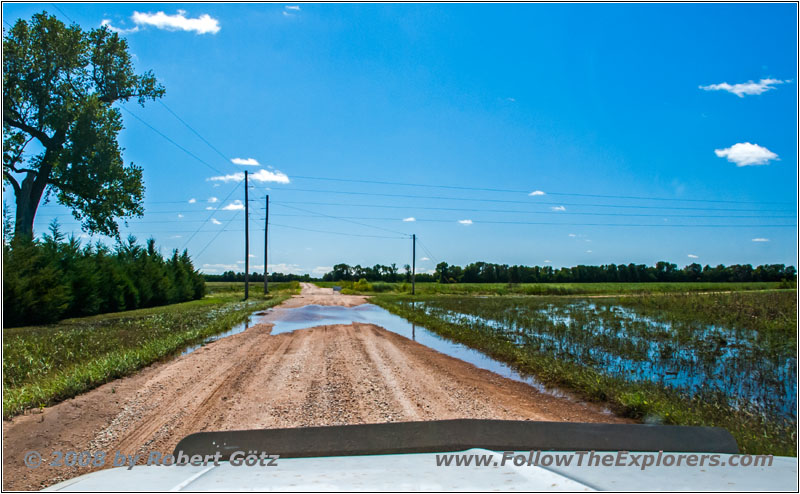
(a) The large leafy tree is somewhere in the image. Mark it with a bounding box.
[3,12,164,239]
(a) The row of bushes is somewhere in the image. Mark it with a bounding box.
[3,223,205,326]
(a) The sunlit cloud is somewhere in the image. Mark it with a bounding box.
[177,214,184,218]
[132,10,220,34]
[283,5,300,16]
[312,266,332,275]
[202,263,238,272]
[402,217,416,222]
[568,233,576,237]
[101,20,140,34]
[420,257,430,261]
[752,238,770,242]
[529,190,546,196]
[458,219,473,225]
[268,263,303,274]
[208,197,219,203]
[188,198,196,204]
[231,158,260,166]
[551,206,566,212]
[699,78,787,97]
[208,169,290,184]
[221,200,245,211]
[714,142,778,167]
[688,254,699,258]
[205,206,215,210]
[210,218,221,225]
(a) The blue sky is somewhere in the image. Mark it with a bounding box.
[3,3,797,275]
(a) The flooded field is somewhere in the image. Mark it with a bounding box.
[374,291,797,455]
[409,299,796,419]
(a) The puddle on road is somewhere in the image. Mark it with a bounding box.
[266,304,578,402]
[180,311,266,355]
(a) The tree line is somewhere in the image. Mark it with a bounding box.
[203,271,315,282]
[320,261,796,284]
[3,222,205,327]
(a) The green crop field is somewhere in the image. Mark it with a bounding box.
[2,281,299,419]
[373,289,797,455]
[317,280,790,296]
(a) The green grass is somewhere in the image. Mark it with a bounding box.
[3,282,298,419]
[317,280,788,296]
[205,280,301,295]
[372,291,797,456]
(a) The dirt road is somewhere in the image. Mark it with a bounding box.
[3,283,624,490]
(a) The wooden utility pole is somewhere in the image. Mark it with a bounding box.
[264,194,269,295]
[244,170,249,300]
[412,233,416,295]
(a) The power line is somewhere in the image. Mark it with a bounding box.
[50,4,75,23]
[267,200,795,218]
[181,182,241,250]
[417,238,440,264]
[270,222,408,239]
[120,106,227,175]
[255,187,792,213]
[159,101,232,163]
[288,175,793,206]
[265,211,796,221]
[193,210,242,258]
[273,202,411,237]
[128,102,796,211]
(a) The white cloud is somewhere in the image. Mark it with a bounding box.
[568,233,576,237]
[231,157,260,166]
[177,214,184,218]
[285,5,301,11]
[221,200,245,211]
[752,238,770,242]
[420,257,430,261]
[688,254,699,259]
[458,219,473,225]
[170,235,182,239]
[101,20,139,34]
[551,206,566,212]
[586,250,593,253]
[188,198,196,204]
[208,169,290,184]
[206,206,216,210]
[131,10,220,34]
[210,218,222,225]
[529,190,546,196]
[268,263,303,274]
[699,78,787,97]
[402,217,416,222]
[208,197,219,203]
[544,260,552,263]
[714,142,778,167]
[312,266,332,275]
[202,263,238,272]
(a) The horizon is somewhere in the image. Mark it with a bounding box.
[3,3,797,276]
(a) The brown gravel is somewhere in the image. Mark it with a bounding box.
[2,283,626,490]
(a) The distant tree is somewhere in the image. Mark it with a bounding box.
[3,12,164,238]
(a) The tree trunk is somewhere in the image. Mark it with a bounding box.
[13,152,54,240]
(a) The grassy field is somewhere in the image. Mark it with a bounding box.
[2,281,299,419]
[373,290,797,456]
[317,280,791,296]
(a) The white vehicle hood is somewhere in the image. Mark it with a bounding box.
[45,449,798,492]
